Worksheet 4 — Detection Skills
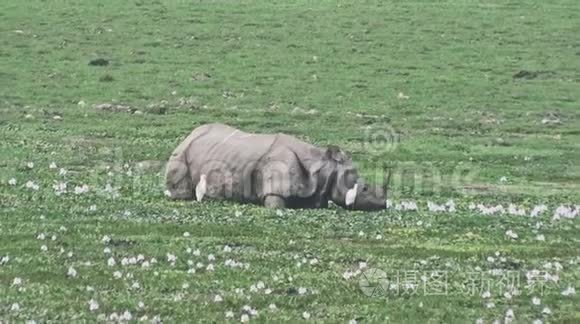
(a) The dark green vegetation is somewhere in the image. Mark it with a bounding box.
[1,0,579,322]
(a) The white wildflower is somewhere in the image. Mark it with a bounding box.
[343,271,353,280]
[508,204,526,216]
[107,257,116,267]
[543,262,553,270]
[505,230,518,239]
[446,199,456,212]
[256,281,265,289]
[542,307,551,315]
[553,204,578,220]
[74,184,89,194]
[109,313,119,321]
[505,309,515,321]
[1,255,10,264]
[8,178,17,185]
[167,253,177,263]
[67,266,77,278]
[562,286,576,296]
[530,204,548,217]
[26,181,39,190]
[120,310,132,321]
[427,201,446,212]
[302,311,311,320]
[89,299,99,311]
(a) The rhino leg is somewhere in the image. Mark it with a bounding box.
[264,195,286,209]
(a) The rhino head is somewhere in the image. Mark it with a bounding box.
[165,157,194,199]
[324,146,387,211]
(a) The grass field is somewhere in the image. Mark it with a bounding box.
[1,0,579,322]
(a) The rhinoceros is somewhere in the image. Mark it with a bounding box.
[165,123,388,210]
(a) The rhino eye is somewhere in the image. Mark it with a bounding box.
[362,185,368,192]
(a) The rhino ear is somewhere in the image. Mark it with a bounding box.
[325,145,346,163]
[166,160,188,183]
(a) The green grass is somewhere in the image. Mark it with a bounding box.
[1,0,579,322]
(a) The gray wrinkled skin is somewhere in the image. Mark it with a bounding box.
[165,123,387,211]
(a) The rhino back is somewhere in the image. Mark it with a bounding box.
[184,124,278,202]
